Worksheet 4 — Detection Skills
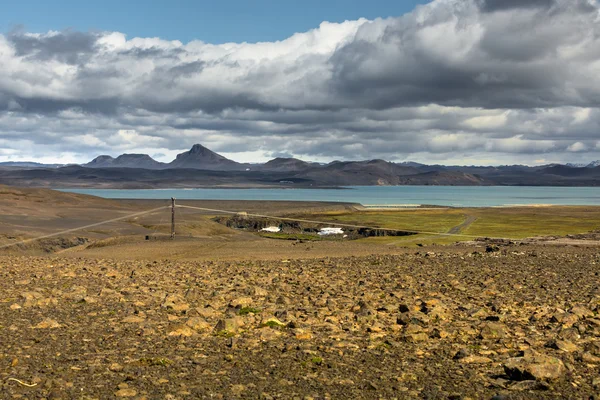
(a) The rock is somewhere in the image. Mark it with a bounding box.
[551,312,578,327]
[354,301,376,321]
[261,317,285,328]
[504,351,566,382]
[508,380,551,391]
[421,299,450,321]
[186,317,211,332]
[108,363,123,372]
[459,355,493,364]
[20,291,45,307]
[196,305,219,319]
[214,318,243,335]
[581,352,600,364]
[168,324,195,337]
[570,305,594,318]
[480,322,507,340]
[429,328,449,339]
[585,340,600,356]
[34,318,61,329]
[115,388,137,397]
[545,339,579,353]
[397,311,429,327]
[398,304,411,313]
[253,287,268,297]
[162,294,190,313]
[9,303,21,310]
[367,321,385,333]
[229,297,253,308]
[275,295,291,305]
[258,327,283,341]
[122,315,145,323]
[230,384,246,395]
[557,328,580,342]
[403,332,429,343]
[453,348,470,360]
[294,329,313,340]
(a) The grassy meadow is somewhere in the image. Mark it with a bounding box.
[300,206,600,247]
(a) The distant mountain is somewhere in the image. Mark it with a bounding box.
[0,161,65,169]
[296,159,430,186]
[6,143,600,188]
[398,161,426,167]
[84,154,165,169]
[112,154,165,169]
[259,157,314,172]
[565,161,600,168]
[168,144,244,171]
[85,155,115,168]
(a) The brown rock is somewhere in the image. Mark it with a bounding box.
[570,305,594,318]
[115,388,137,397]
[122,315,145,323]
[403,332,428,343]
[480,322,507,340]
[546,339,579,353]
[459,355,493,364]
[230,297,253,308]
[108,363,123,372]
[34,318,61,329]
[168,324,195,337]
[581,352,600,364]
[214,318,243,335]
[162,294,190,313]
[20,291,44,307]
[504,351,566,381]
[186,317,211,332]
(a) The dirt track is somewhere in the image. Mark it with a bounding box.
[1,245,599,399]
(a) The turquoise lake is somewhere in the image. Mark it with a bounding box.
[58,186,600,207]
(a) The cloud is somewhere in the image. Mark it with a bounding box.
[1,0,600,166]
[478,0,557,13]
[568,142,588,152]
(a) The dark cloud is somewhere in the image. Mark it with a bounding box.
[116,46,184,59]
[1,0,600,165]
[0,97,120,114]
[478,0,556,13]
[8,29,98,65]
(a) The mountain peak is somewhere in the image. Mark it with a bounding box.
[587,160,600,168]
[189,144,212,154]
[168,144,242,170]
[84,154,163,169]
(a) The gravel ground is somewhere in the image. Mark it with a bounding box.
[1,245,599,399]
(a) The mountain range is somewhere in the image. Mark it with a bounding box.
[1,144,600,188]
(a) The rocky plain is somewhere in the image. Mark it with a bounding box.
[1,245,599,399]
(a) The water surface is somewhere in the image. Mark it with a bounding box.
[58,186,600,207]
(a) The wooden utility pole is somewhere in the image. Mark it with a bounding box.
[171,197,176,239]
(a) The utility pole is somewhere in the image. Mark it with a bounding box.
[171,197,176,239]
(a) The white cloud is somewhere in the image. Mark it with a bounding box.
[1,0,600,165]
[568,141,588,152]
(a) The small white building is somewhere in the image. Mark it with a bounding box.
[261,226,281,233]
[318,227,344,236]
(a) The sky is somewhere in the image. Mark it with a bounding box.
[0,0,429,44]
[1,0,600,166]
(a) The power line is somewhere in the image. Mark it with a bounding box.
[175,204,490,239]
[0,206,169,250]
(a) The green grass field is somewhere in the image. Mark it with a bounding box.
[301,206,600,247]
